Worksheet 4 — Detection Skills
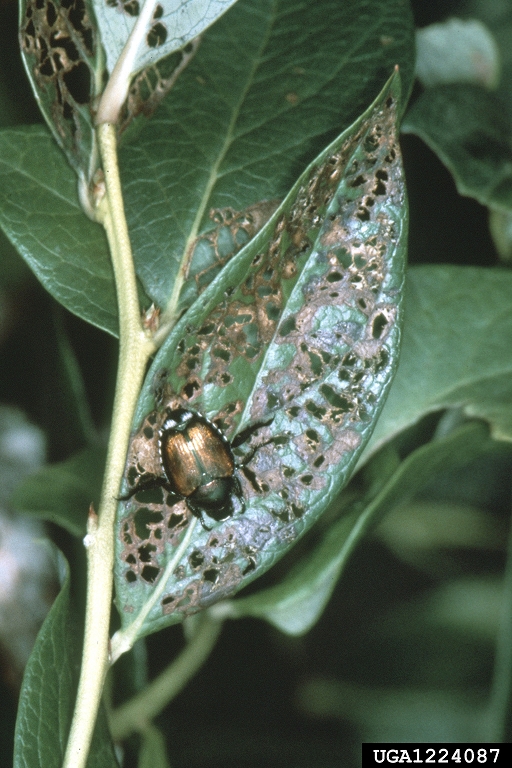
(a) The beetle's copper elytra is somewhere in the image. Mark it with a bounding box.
[159,408,242,527]
[122,408,250,530]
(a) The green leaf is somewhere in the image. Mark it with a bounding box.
[0,126,118,336]
[93,0,238,76]
[402,84,512,212]
[19,0,102,181]
[11,446,106,537]
[363,265,512,461]
[114,73,407,640]
[119,0,415,314]
[227,421,496,635]
[13,550,118,768]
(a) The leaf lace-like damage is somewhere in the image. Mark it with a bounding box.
[189,199,281,294]
[20,0,97,173]
[118,36,201,134]
[117,89,405,623]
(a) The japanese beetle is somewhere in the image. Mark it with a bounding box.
[122,408,271,530]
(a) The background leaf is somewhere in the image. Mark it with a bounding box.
[363,265,512,461]
[11,446,106,537]
[0,127,117,336]
[415,18,500,89]
[13,551,118,768]
[114,74,407,640]
[402,84,512,212]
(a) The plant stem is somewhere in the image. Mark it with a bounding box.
[110,612,223,740]
[62,123,155,768]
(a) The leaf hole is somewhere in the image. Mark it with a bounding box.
[189,550,204,568]
[46,2,57,26]
[305,429,320,444]
[125,570,137,583]
[306,401,326,418]
[203,568,220,584]
[133,485,164,504]
[307,351,323,376]
[123,0,140,15]
[123,531,133,546]
[39,56,53,76]
[279,315,297,336]
[242,558,256,575]
[141,565,160,583]
[167,512,186,528]
[182,383,199,400]
[350,174,366,188]
[373,169,388,195]
[133,509,164,540]
[320,384,352,412]
[162,595,175,606]
[375,348,389,371]
[372,313,388,339]
[147,21,167,48]
[138,543,157,563]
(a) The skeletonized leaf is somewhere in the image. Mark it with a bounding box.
[114,73,407,640]
[19,0,102,181]
[93,0,238,77]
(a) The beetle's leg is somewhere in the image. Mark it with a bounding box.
[238,435,288,467]
[118,476,168,501]
[188,505,212,532]
[231,417,274,449]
